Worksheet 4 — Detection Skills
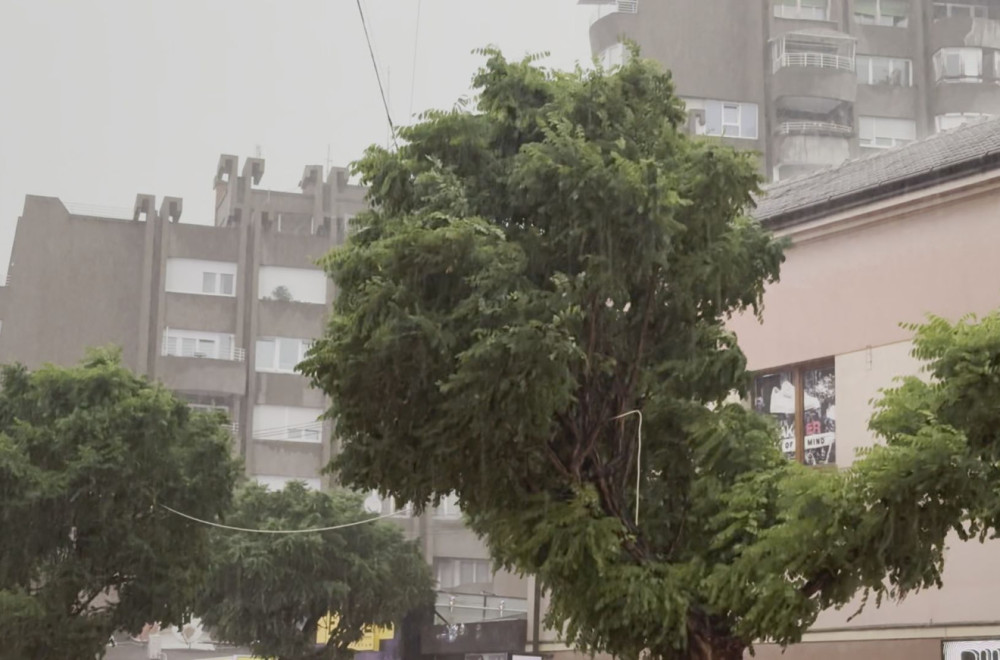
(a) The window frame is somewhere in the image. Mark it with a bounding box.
[255,336,312,374]
[934,47,984,82]
[434,557,492,589]
[854,0,910,27]
[856,54,913,86]
[858,115,917,149]
[933,2,990,19]
[753,359,836,467]
[163,328,236,360]
[774,0,830,20]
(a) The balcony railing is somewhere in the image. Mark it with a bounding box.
[253,421,323,443]
[777,121,853,136]
[161,339,246,362]
[226,422,239,435]
[588,0,637,25]
[435,592,528,624]
[773,52,854,73]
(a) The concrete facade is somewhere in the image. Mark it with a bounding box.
[0,156,529,646]
[585,0,1000,180]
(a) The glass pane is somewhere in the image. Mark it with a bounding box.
[856,55,871,83]
[723,104,740,126]
[278,338,300,371]
[459,561,476,585]
[803,366,836,466]
[196,338,215,357]
[202,272,216,294]
[740,103,758,139]
[181,337,196,356]
[753,371,796,460]
[220,273,235,296]
[871,57,892,83]
[256,339,276,371]
[166,336,178,355]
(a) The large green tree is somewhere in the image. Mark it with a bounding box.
[197,482,434,660]
[300,50,1000,659]
[0,348,239,660]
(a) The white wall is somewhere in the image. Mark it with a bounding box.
[165,258,237,296]
[258,266,326,304]
[833,340,921,467]
[252,404,323,443]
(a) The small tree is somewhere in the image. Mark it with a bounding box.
[301,49,1000,659]
[272,285,294,302]
[197,482,434,660]
[0,348,239,659]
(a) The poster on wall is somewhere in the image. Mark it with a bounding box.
[943,639,1000,659]
[753,371,797,461]
[803,366,836,466]
[753,366,836,466]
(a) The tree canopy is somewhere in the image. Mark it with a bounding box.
[0,348,239,660]
[197,482,434,660]
[301,49,1000,660]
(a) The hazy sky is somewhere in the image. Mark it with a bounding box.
[0,0,595,277]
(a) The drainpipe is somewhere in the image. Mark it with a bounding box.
[532,577,541,654]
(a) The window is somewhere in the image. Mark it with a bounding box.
[753,362,836,466]
[163,328,238,360]
[363,491,413,516]
[434,493,461,518]
[935,112,995,131]
[683,99,759,139]
[255,475,321,491]
[856,55,912,86]
[165,258,237,297]
[598,42,629,68]
[858,116,917,148]
[252,405,324,443]
[933,47,984,81]
[933,2,989,19]
[434,558,492,589]
[258,266,327,304]
[255,337,311,373]
[774,0,830,20]
[854,0,909,26]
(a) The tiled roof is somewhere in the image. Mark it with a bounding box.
[753,116,1000,225]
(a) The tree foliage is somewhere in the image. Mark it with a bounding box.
[301,49,1000,659]
[197,482,434,660]
[0,348,239,660]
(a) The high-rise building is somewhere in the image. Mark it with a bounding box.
[0,155,532,659]
[584,0,1000,180]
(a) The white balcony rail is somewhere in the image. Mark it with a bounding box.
[161,338,246,362]
[252,420,324,442]
[617,0,638,12]
[774,52,854,73]
[226,422,239,435]
[777,121,853,136]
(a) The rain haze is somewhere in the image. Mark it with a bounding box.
[0,0,593,279]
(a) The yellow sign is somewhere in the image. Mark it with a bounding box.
[315,613,394,651]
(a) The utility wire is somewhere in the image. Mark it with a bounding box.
[355,0,397,146]
[159,504,399,534]
[610,410,643,526]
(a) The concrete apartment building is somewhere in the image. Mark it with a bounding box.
[585,0,1000,180]
[0,155,531,660]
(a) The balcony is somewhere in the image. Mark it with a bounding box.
[773,52,853,73]
[435,592,528,625]
[770,30,857,104]
[776,121,852,136]
[162,340,245,362]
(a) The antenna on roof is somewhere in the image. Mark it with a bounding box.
[255,145,262,158]
[326,144,332,173]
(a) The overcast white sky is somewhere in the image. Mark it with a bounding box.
[0,0,595,277]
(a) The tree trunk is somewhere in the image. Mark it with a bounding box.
[688,631,746,660]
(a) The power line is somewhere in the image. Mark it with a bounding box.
[159,504,399,534]
[355,0,397,146]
